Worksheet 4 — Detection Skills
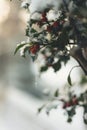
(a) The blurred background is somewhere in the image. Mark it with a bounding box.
[0,0,87,130]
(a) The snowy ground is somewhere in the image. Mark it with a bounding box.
[0,87,86,130]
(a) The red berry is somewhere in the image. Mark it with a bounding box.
[37,21,42,26]
[47,26,52,32]
[72,98,78,105]
[63,103,67,109]
[47,64,52,67]
[42,12,46,18]
[66,102,72,107]
[41,17,47,22]
[52,21,59,27]
[30,48,36,54]
[30,45,40,54]
[34,44,40,50]
[63,102,72,109]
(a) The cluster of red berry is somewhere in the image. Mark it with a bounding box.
[62,96,78,109]
[46,21,59,33]
[37,12,47,26]
[29,44,40,54]
[37,11,63,34]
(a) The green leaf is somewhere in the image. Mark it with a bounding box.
[54,89,59,97]
[26,28,29,36]
[40,66,48,72]
[24,46,29,54]
[38,104,45,113]
[33,33,39,37]
[21,46,30,58]
[53,60,61,72]
[67,65,79,86]
[31,55,38,62]
[31,28,37,33]
[80,76,87,85]
[84,119,87,124]
[67,118,72,123]
[59,55,70,65]
[14,43,26,55]
[67,73,72,86]
[67,107,76,118]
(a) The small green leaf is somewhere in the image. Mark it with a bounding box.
[84,119,87,124]
[40,66,48,72]
[31,28,37,33]
[38,104,45,113]
[31,55,37,62]
[67,118,72,123]
[38,107,43,113]
[67,73,72,86]
[24,46,29,54]
[14,43,26,55]
[54,89,59,97]
[67,107,76,117]
[53,60,61,72]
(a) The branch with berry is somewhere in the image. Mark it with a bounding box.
[14,0,87,124]
[38,90,87,124]
[15,0,87,74]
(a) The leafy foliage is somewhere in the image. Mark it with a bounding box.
[14,0,87,124]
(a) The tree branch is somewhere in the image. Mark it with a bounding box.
[70,46,87,75]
